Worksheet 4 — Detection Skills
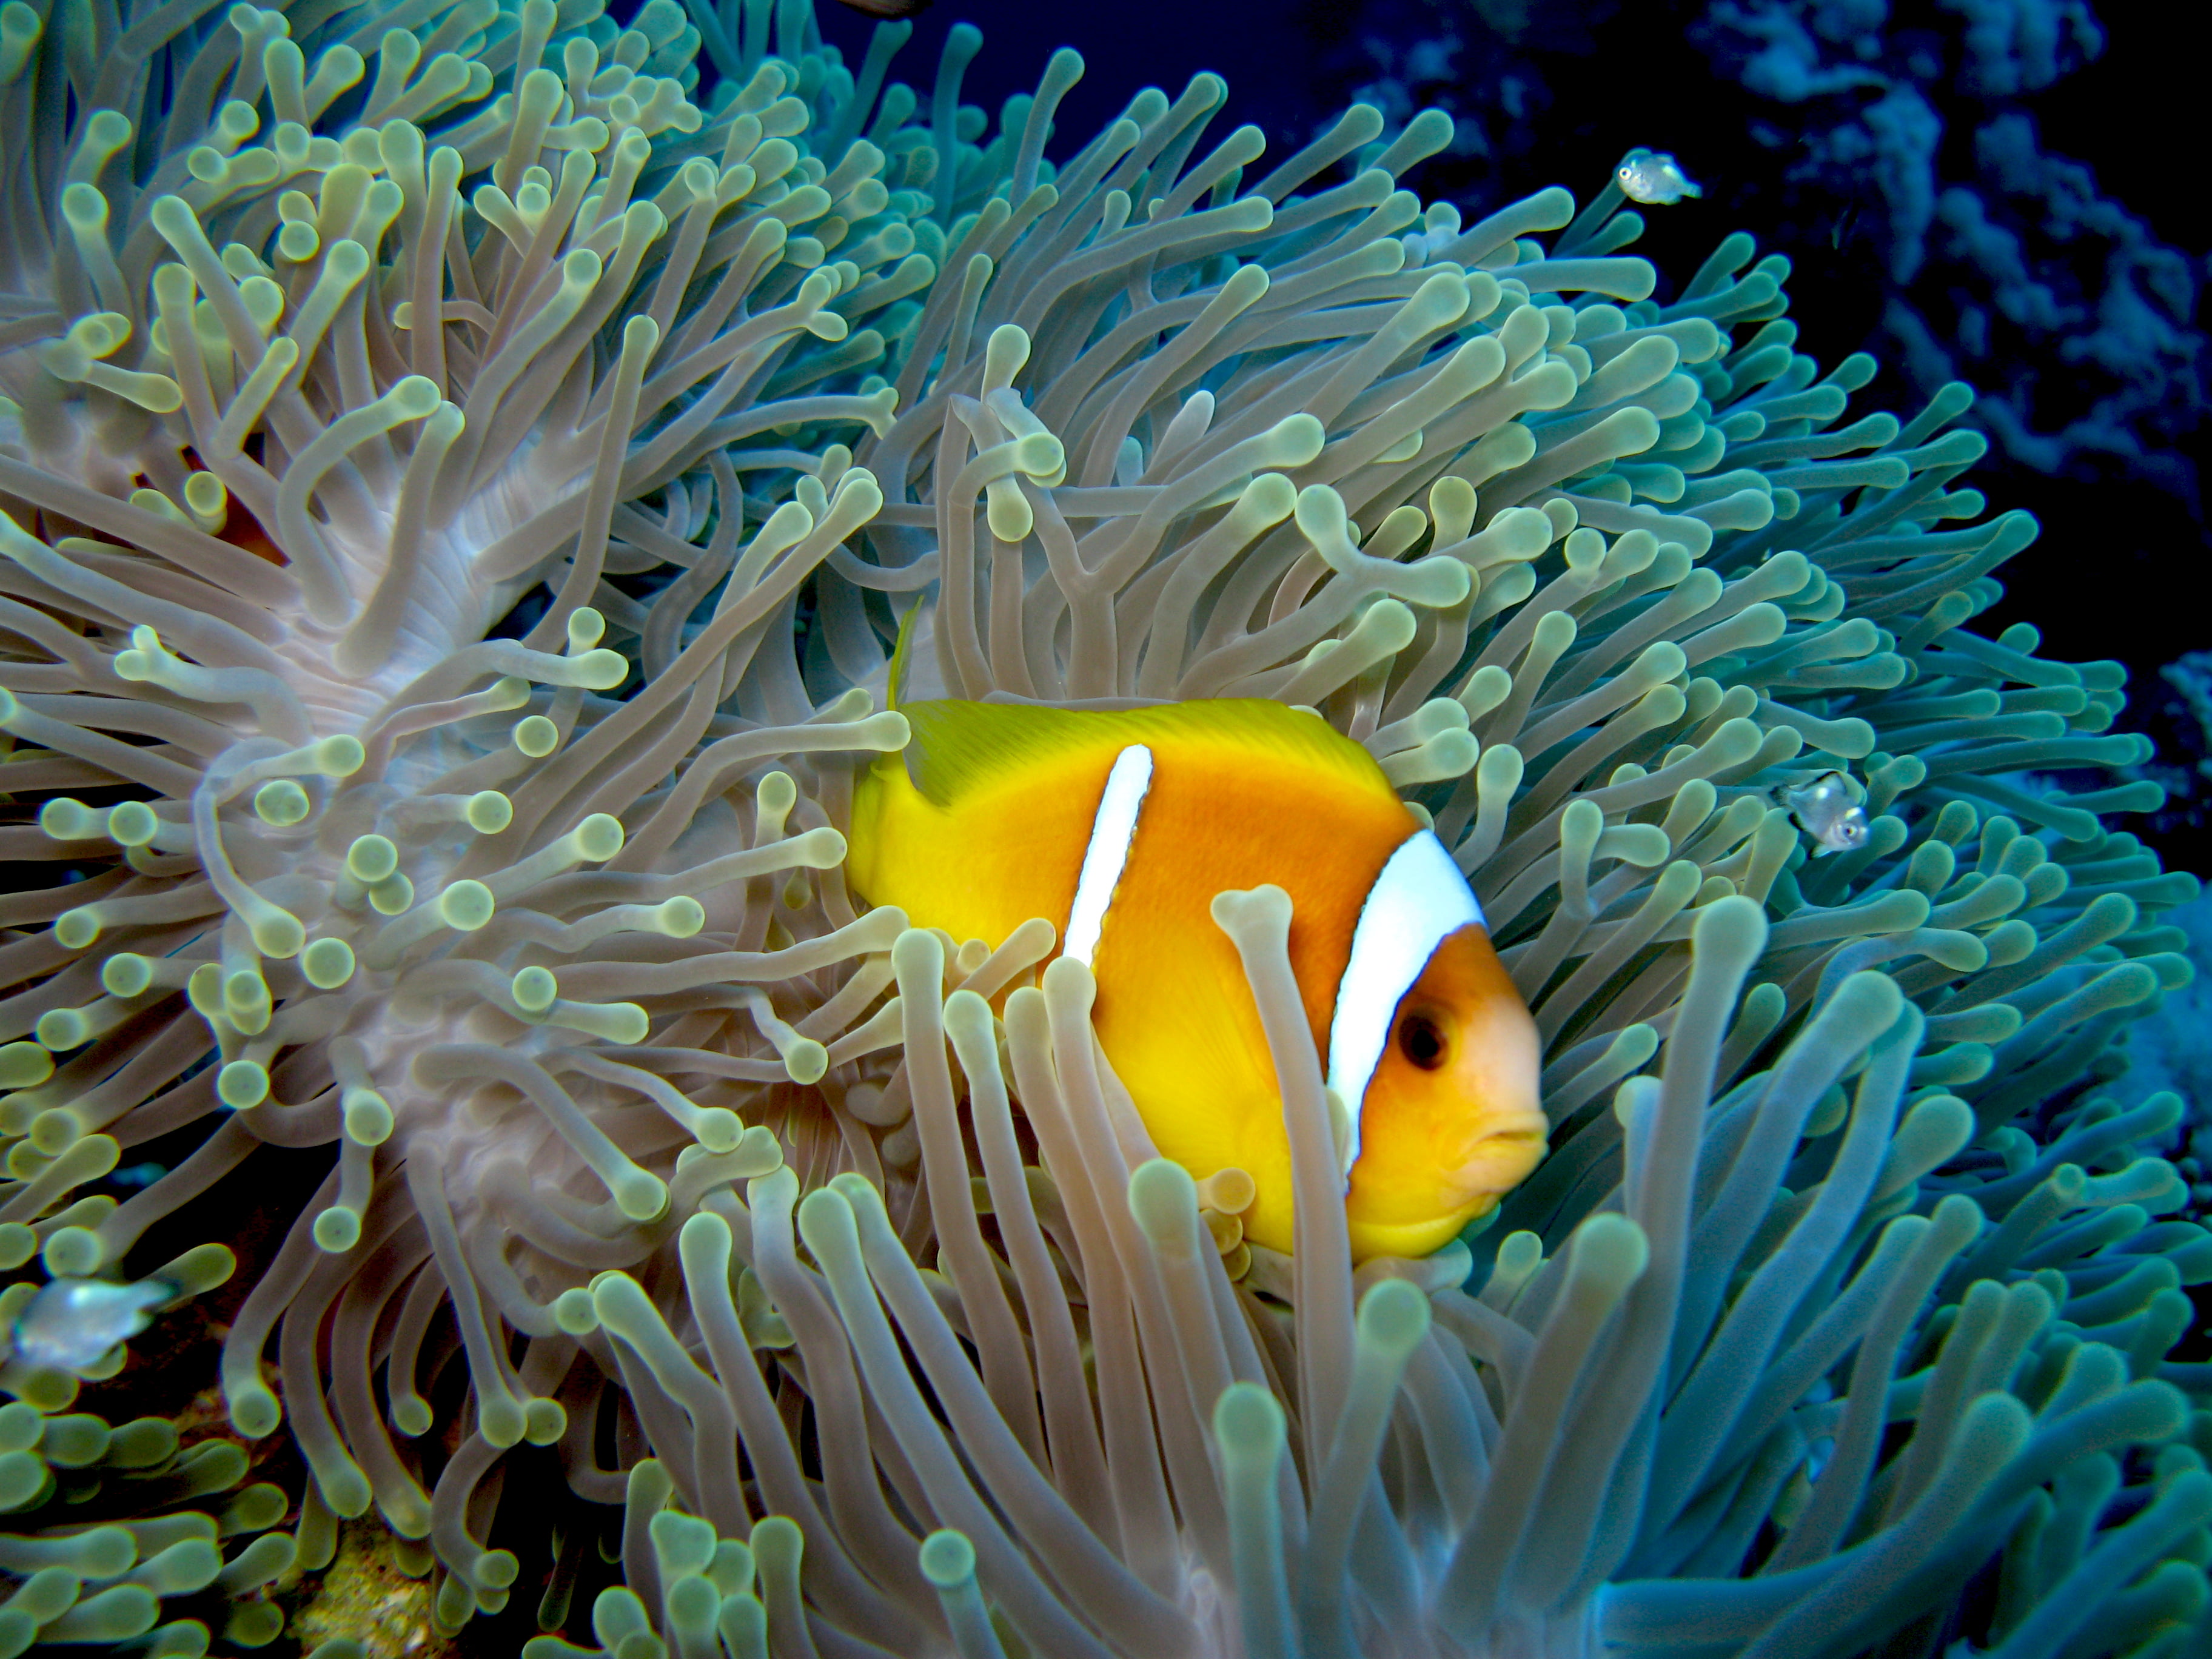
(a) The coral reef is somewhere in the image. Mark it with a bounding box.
[1324,0,2207,516]
[2116,891,2212,1214]
[289,1519,444,1657]
[2126,653,2212,874]
[0,0,2207,1654]
[1696,0,2203,509]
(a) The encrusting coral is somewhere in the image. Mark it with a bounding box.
[1,0,2208,1654]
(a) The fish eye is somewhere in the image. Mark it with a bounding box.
[1397,1012,1449,1071]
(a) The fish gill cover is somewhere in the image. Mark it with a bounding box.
[0,0,2205,1655]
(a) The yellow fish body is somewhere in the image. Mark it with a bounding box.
[845,697,1545,1261]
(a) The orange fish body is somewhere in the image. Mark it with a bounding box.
[845,698,1544,1261]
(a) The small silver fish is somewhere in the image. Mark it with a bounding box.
[1616,151,1703,206]
[1777,771,1869,855]
[10,1276,173,1372]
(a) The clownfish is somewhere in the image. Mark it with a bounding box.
[844,685,1546,1262]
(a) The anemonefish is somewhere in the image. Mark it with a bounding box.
[1615,150,1703,206]
[1775,769,1869,854]
[844,691,1546,1262]
[9,1275,173,1372]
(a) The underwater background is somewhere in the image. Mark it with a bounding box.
[2,0,2211,1651]
[834,0,2209,865]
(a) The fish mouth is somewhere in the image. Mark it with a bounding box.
[1344,1114,1550,1261]
[1454,1119,1549,1196]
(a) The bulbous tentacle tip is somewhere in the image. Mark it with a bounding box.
[1691,892,1770,963]
[1569,1211,1651,1291]
[916,1526,974,1589]
[1126,1158,1201,1255]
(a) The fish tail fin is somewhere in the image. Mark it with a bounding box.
[886,599,923,710]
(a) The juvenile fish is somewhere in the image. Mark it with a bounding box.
[846,693,1547,1263]
[10,1276,173,1372]
[1617,151,1703,206]
[1777,770,1869,854]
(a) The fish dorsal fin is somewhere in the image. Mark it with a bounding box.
[898,697,1391,809]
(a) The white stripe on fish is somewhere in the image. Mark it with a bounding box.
[1065,743,1155,966]
[1326,831,1486,1172]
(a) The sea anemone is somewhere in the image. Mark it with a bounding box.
[1,0,2207,1655]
